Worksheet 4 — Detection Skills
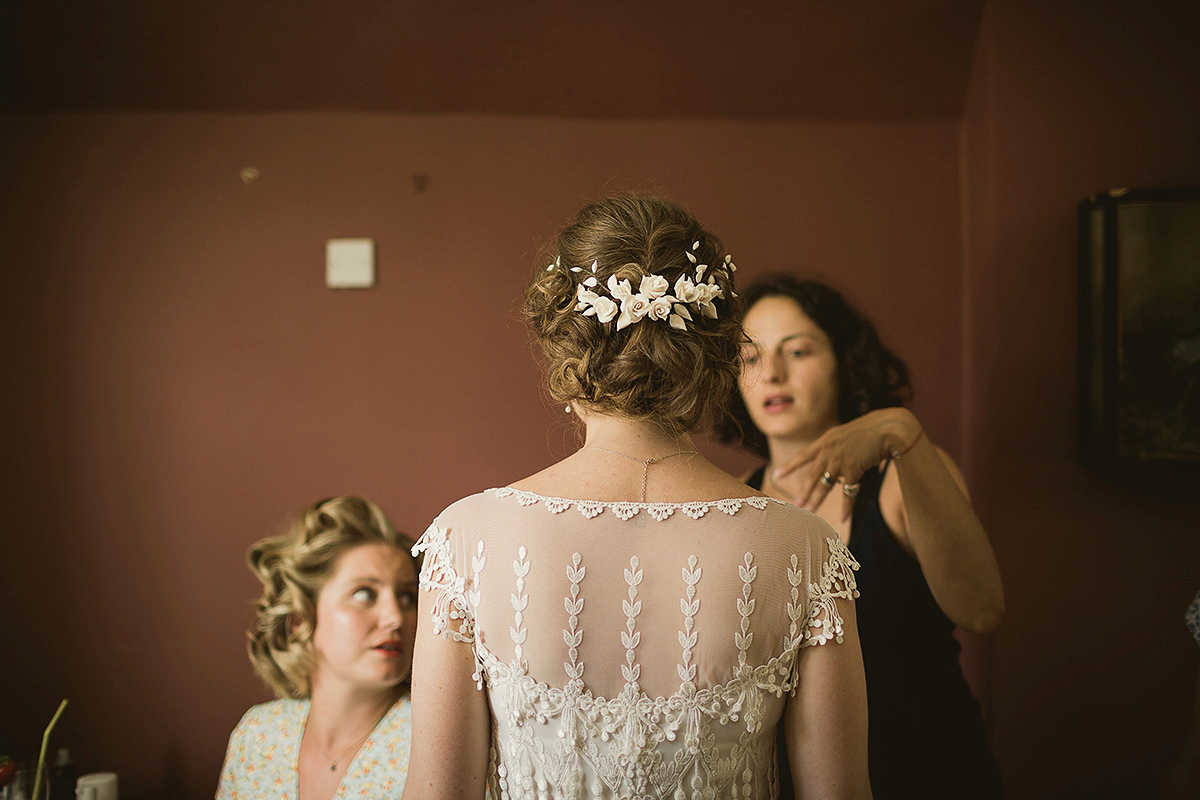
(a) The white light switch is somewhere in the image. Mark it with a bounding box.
[326,238,375,289]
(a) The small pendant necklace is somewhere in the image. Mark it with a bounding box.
[582,445,698,501]
[314,728,373,773]
[310,709,387,773]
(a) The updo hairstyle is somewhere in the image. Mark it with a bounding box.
[715,274,912,458]
[524,195,744,435]
[245,496,417,699]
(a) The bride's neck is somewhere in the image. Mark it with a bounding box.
[580,413,694,458]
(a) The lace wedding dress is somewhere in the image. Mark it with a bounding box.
[414,487,859,800]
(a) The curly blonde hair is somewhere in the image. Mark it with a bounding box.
[524,195,744,435]
[245,496,417,699]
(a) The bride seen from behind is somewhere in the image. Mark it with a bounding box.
[402,196,872,799]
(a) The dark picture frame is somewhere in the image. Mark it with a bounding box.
[1079,187,1200,464]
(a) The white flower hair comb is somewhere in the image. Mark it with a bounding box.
[549,241,736,332]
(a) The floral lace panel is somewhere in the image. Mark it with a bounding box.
[411,518,862,799]
[481,548,804,800]
[483,646,787,800]
[800,536,860,648]
[413,522,474,641]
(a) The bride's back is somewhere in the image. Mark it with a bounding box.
[419,486,854,799]
[434,487,840,699]
[405,195,869,800]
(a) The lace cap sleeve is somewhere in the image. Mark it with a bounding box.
[801,536,861,648]
[412,520,476,643]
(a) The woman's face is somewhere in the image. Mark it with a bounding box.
[739,295,841,444]
[310,542,419,695]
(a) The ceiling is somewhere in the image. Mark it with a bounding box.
[0,1,985,121]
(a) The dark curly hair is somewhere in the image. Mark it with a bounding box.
[714,274,912,458]
[524,195,744,436]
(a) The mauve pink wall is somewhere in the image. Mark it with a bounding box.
[0,114,964,798]
[964,2,1200,796]
[7,5,1199,796]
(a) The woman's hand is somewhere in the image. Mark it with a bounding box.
[775,407,1003,632]
[775,408,920,521]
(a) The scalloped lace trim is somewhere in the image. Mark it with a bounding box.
[488,486,780,520]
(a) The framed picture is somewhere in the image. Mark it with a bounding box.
[1079,187,1200,464]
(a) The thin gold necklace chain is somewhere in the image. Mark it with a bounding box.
[765,461,789,499]
[310,709,387,773]
[581,445,698,502]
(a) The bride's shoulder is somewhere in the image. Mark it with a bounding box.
[506,458,581,496]
[429,484,559,522]
[428,489,501,524]
[761,498,840,536]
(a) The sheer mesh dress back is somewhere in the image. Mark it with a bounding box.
[415,488,858,800]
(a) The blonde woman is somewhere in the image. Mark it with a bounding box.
[217,497,419,800]
[404,196,871,799]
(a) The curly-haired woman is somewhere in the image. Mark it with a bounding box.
[718,275,1005,798]
[403,197,870,799]
[217,497,419,800]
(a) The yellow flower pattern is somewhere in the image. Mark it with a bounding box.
[216,695,411,799]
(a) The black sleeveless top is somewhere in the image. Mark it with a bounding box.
[748,462,1003,799]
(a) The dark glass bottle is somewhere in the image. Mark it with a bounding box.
[49,748,74,800]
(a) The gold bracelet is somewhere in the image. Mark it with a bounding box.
[891,428,924,459]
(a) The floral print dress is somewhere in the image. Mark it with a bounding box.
[216,694,411,799]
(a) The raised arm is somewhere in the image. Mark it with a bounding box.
[885,415,1004,633]
[785,595,871,799]
[779,407,1004,633]
[401,582,491,800]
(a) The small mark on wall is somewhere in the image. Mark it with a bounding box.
[412,173,430,193]
[240,167,260,185]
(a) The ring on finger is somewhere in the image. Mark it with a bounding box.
[842,482,861,497]
[820,471,837,487]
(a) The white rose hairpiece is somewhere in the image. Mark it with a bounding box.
[548,241,736,332]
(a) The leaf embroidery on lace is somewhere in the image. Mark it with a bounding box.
[563,553,586,684]
[735,553,757,667]
[621,556,643,685]
[802,536,861,647]
[469,541,487,688]
[677,555,701,687]
[421,494,857,799]
[511,546,531,672]
[786,553,804,641]
[471,542,827,800]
